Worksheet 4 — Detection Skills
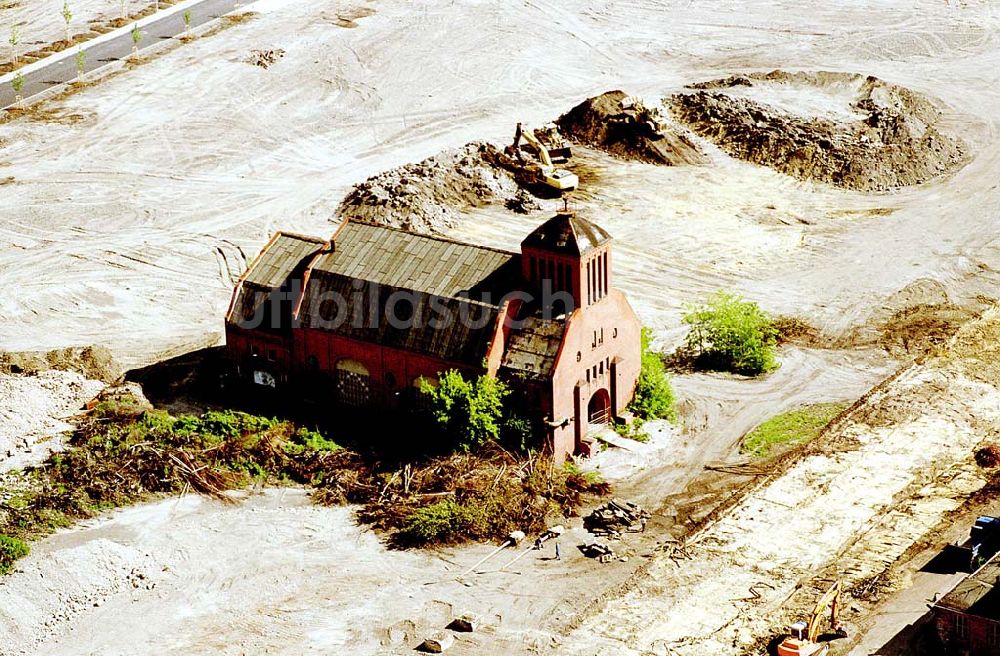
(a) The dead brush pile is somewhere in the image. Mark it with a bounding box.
[0,390,346,551]
[316,447,609,547]
[0,390,606,570]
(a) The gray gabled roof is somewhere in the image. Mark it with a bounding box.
[297,272,502,366]
[312,221,519,302]
[521,212,611,256]
[242,232,327,288]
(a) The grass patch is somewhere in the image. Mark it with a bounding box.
[741,402,848,459]
[612,419,650,443]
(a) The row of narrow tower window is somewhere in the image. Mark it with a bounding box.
[528,252,610,305]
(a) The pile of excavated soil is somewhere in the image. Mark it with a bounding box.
[878,303,979,357]
[0,346,120,383]
[669,71,968,191]
[837,279,983,354]
[336,142,526,234]
[557,90,708,166]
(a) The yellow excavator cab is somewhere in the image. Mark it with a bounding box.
[776,581,842,656]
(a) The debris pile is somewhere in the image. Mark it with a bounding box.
[336,142,526,234]
[669,70,968,191]
[245,48,285,68]
[583,498,649,537]
[878,303,978,356]
[580,541,616,563]
[556,90,708,166]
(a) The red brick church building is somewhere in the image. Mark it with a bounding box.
[225,212,642,462]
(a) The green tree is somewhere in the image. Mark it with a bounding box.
[8,25,19,65]
[183,9,192,32]
[11,71,24,105]
[682,291,778,375]
[74,47,85,80]
[421,370,509,451]
[61,1,73,43]
[630,327,677,421]
[130,24,142,55]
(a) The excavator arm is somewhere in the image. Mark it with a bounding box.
[520,129,554,169]
[806,581,842,642]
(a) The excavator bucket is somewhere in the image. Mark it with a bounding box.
[547,145,572,163]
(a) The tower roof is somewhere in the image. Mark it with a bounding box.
[521,212,611,256]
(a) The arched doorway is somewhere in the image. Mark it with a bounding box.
[587,388,611,425]
[335,359,371,406]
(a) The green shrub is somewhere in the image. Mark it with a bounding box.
[682,291,778,375]
[613,418,650,442]
[398,499,478,545]
[421,370,509,451]
[630,328,677,422]
[284,428,341,455]
[0,535,29,574]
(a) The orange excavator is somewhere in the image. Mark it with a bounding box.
[777,580,847,656]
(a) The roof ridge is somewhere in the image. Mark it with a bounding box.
[307,269,505,308]
[273,230,329,244]
[338,217,519,256]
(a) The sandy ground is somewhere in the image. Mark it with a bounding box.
[0,370,103,471]
[0,0,998,367]
[1,0,999,654]
[1,0,156,64]
[558,308,1000,656]
[0,488,665,656]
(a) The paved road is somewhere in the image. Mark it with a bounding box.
[0,0,242,109]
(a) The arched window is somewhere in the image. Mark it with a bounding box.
[412,375,438,410]
[335,359,370,406]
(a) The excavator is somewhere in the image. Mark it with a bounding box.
[776,580,848,656]
[510,123,579,192]
[532,122,573,163]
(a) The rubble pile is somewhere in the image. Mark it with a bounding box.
[245,48,286,69]
[580,541,616,563]
[556,90,708,166]
[584,498,649,537]
[669,70,968,191]
[336,142,525,234]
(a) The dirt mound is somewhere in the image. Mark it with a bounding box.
[336,142,526,234]
[878,303,978,357]
[669,71,968,190]
[0,346,119,383]
[556,90,708,166]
